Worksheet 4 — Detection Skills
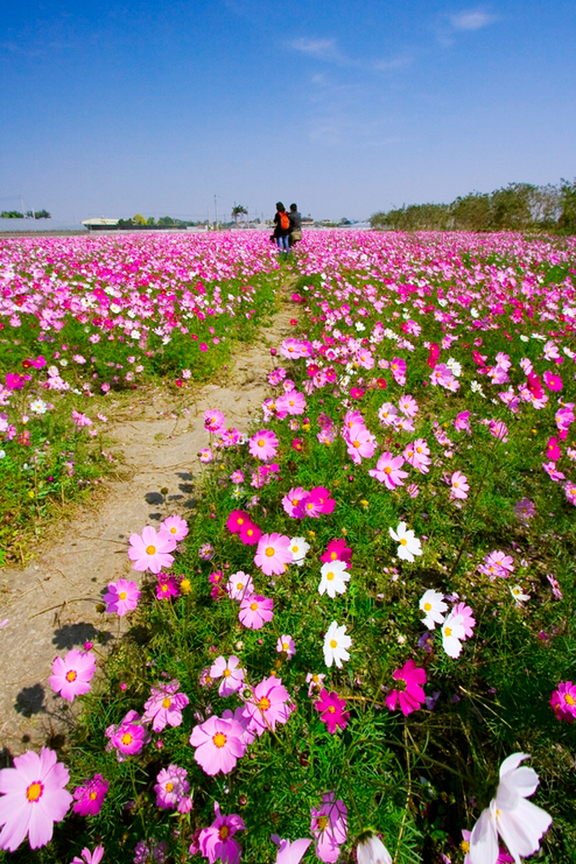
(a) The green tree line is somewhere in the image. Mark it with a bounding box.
[370,179,576,234]
[1,209,51,219]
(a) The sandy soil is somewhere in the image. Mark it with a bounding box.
[0,286,297,763]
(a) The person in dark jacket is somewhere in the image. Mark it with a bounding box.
[288,203,303,248]
[273,202,291,256]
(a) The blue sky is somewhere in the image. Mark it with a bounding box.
[1,0,575,222]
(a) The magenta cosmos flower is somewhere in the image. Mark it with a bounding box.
[142,680,190,732]
[158,514,189,542]
[550,681,576,722]
[238,594,274,629]
[198,801,245,864]
[282,487,309,518]
[242,675,293,737]
[249,429,279,461]
[49,648,96,702]
[102,579,140,616]
[385,659,427,716]
[72,774,108,816]
[368,452,408,489]
[226,510,251,533]
[0,747,73,852]
[254,533,292,576]
[189,715,248,776]
[105,710,149,761]
[320,538,353,567]
[128,525,176,574]
[314,690,350,734]
[303,486,335,518]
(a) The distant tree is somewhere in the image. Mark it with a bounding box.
[558,179,576,235]
[118,218,133,227]
[232,205,248,225]
[158,216,176,226]
[34,209,51,219]
[133,214,147,225]
[146,216,156,225]
[451,192,492,231]
[1,210,24,219]
[489,183,535,231]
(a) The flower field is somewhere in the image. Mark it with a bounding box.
[1,230,576,863]
[0,233,281,559]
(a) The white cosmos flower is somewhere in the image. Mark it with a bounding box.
[357,830,392,864]
[510,585,530,604]
[389,522,422,562]
[289,537,310,567]
[441,612,466,658]
[323,621,351,668]
[419,589,447,629]
[469,753,552,864]
[318,561,350,599]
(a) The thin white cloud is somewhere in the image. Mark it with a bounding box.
[449,10,499,31]
[290,37,347,63]
[373,55,414,72]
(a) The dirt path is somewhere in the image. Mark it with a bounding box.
[0,284,297,761]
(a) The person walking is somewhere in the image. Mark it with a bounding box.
[273,202,291,256]
[288,203,303,248]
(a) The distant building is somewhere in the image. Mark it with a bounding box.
[81,218,119,230]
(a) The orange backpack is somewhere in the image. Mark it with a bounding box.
[279,211,290,231]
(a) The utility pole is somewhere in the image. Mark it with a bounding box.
[214,194,218,231]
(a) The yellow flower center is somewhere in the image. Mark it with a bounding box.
[257,439,265,447]
[250,602,258,611]
[219,825,230,840]
[237,517,244,525]
[66,670,77,682]
[353,440,360,448]
[223,669,232,677]
[236,582,244,590]
[282,642,289,651]
[162,697,171,709]
[247,528,253,536]
[565,694,576,706]
[165,782,174,792]
[161,583,168,592]
[454,482,459,488]
[460,841,470,853]
[213,733,227,748]
[265,547,275,557]
[328,705,336,714]
[170,527,177,534]
[445,627,452,637]
[384,466,392,474]
[121,733,133,746]
[330,551,337,560]
[326,572,334,581]
[89,791,98,800]
[146,545,156,555]
[330,639,337,649]
[119,592,127,600]
[317,815,328,832]
[400,538,407,546]
[258,696,271,711]
[424,602,431,611]
[26,782,43,802]
[292,545,299,553]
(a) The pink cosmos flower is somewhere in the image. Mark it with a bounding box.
[105,710,149,761]
[345,423,377,464]
[282,487,309,518]
[249,429,279,461]
[210,656,245,696]
[306,672,326,695]
[310,793,348,864]
[378,402,398,427]
[398,394,418,417]
[514,497,535,522]
[404,438,431,474]
[199,447,213,463]
[479,550,514,579]
[226,571,254,600]
[190,715,248,775]
[242,676,293,736]
[320,539,352,567]
[158,514,189,542]
[550,681,576,721]
[449,471,469,500]
[390,357,406,385]
[565,481,576,506]
[451,602,476,639]
[276,390,307,415]
[0,747,73,852]
[385,659,427,716]
[71,846,105,864]
[369,451,408,489]
[128,525,176,574]
[254,533,292,576]
[102,579,141,616]
[276,635,296,657]
[546,437,562,461]
[49,648,96,702]
[154,765,190,810]
[204,409,226,432]
[142,680,190,732]
[72,774,108,817]
[238,594,274,629]
[198,802,245,864]
[271,835,312,864]
[314,690,350,733]
[543,461,565,482]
